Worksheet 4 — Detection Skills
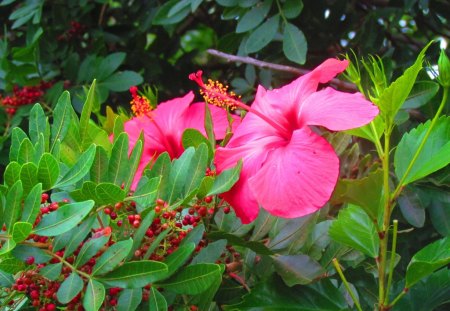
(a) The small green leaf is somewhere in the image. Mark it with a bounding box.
[207,160,242,196]
[39,263,62,281]
[117,288,142,311]
[55,144,96,188]
[273,254,325,286]
[405,236,450,287]
[127,211,155,261]
[97,261,168,288]
[100,71,143,92]
[37,153,60,190]
[12,245,51,264]
[51,91,73,152]
[182,129,213,161]
[0,269,15,287]
[95,183,126,205]
[80,80,97,148]
[92,239,133,276]
[97,52,126,81]
[208,231,273,255]
[33,200,95,236]
[57,272,84,304]
[9,128,28,162]
[58,215,96,258]
[245,14,279,53]
[282,0,303,18]
[18,138,35,165]
[398,187,426,228]
[191,239,227,264]
[236,0,272,33]
[21,183,42,226]
[283,23,307,65]
[4,162,21,187]
[183,144,209,197]
[20,162,38,193]
[109,132,130,187]
[12,222,33,243]
[329,204,380,258]
[123,137,143,192]
[0,258,25,274]
[83,279,105,311]
[165,147,195,203]
[156,263,222,295]
[149,287,168,311]
[395,116,450,185]
[131,177,160,213]
[4,180,23,233]
[90,146,109,183]
[163,243,196,278]
[75,235,110,268]
[29,104,47,145]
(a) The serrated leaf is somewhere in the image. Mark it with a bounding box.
[149,287,168,311]
[283,23,307,64]
[55,144,96,188]
[33,200,95,236]
[245,14,279,53]
[395,116,450,185]
[329,204,379,258]
[156,263,222,295]
[37,153,59,190]
[97,261,168,288]
[75,235,110,268]
[207,160,242,196]
[95,183,126,205]
[21,183,42,225]
[92,239,133,276]
[4,180,23,233]
[57,272,84,304]
[403,81,439,109]
[12,222,33,243]
[117,288,142,311]
[405,236,450,287]
[83,279,105,311]
[51,91,73,152]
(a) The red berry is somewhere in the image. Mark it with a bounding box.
[25,256,35,265]
[41,193,49,203]
[46,303,56,311]
[224,207,231,214]
[104,207,111,215]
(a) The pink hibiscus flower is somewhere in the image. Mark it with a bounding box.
[124,91,238,189]
[213,59,379,224]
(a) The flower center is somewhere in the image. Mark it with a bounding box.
[189,71,287,134]
[129,86,153,117]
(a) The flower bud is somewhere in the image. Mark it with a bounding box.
[438,49,450,87]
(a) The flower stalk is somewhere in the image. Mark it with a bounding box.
[332,258,363,311]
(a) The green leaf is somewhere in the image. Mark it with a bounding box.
[149,287,168,311]
[92,239,133,276]
[80,80,97,148]
[97,52,126,81]
[282,0,303,18]
[427,188,450,237]
[83,279,105,311]
[183,144,209,197]
[21,183,42,225]
[51,91,73,152]
[29,104,47,145]
[37,153,59,190]
[4,180,23,233]
[55,144,96,188]
[395,116,450,185]
[236,0,272,33]
[18,138,35,165]
[377,42,431,122]
[245,14,279,53]
[75,235,110,268]
[0,269,15,287]
[90,146,109,183]
[117,288,142,311]
[162,243,196,278]
[57,272,84,304]
[109,132,130,187]
[207,160,242,196]
[283,23,307,65]
[153,0,191,25]
[12,222,33,243]
[39,263,62,281]
[394,268,450,311]
[224,276,348,310]
[329,204,379,258]
[33,200,95,236]
[127,211,155,261]
[191,239,227,264]
[182,129,213,162]
[156,263,222,295]
[165,147,195,203]
[100,71,143,92]
[58,215,96,258]
[405,236,450,287]
[131,177,160,213]
[12,245,51,264]
[398,187,426,228]
[95,183,126,205]
[123,137,143,192]
[0,258,25,274]
[4,162,21,187]
[403,81,439,109]
[20,162,38,193]
[0,239,16,256]
[273,254,325,286]
[203,103,216,149]
[97,261,168,288]
[10,128,28,162]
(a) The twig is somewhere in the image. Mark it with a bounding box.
[206,49,358,91]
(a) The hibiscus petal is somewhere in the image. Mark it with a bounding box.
[184,103,240,140]
[298,87,379,131]
[153,92,194,132]
[249,127,339,218]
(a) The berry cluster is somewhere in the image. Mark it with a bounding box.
[57,21,86,41]
[0,81,52,115]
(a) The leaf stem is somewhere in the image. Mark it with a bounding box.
[391,86,449,200]
[44,249,91,280]
[332,258,363,311]
[388,288,408,308]
[384,220,398,305]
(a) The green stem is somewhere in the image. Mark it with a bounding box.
[391,86,449,200]
[332,258,363,311]
[275,0,289,24]
[384,220,399,305]
[44,249,91,279]
[388,289,408,308]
